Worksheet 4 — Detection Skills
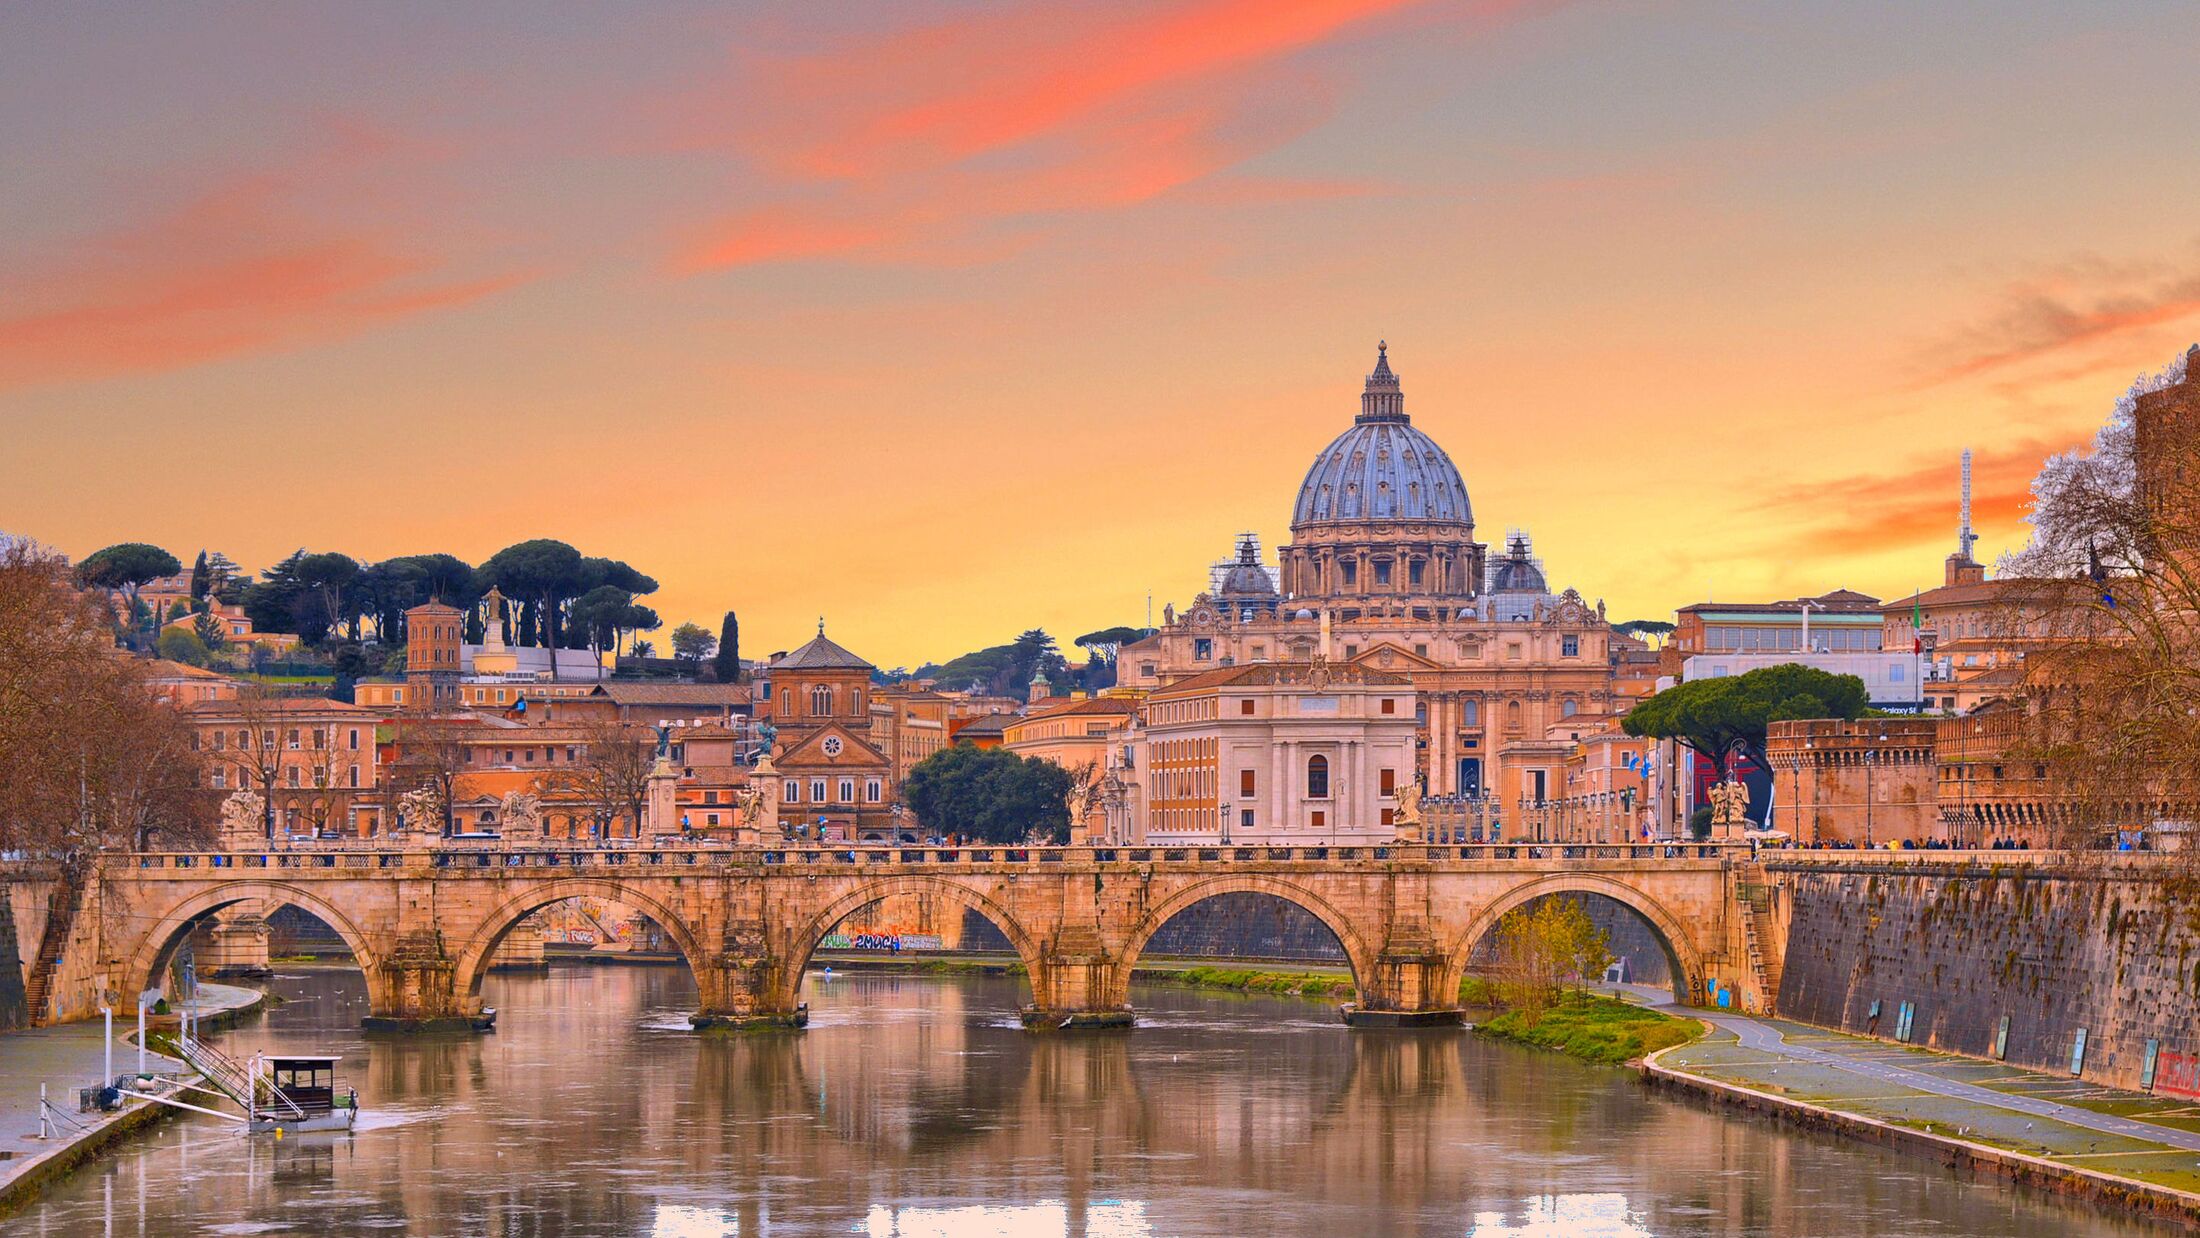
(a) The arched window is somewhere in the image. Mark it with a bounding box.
[1561,697,1579,718]
[1306,754,1330,799]
[809,684,832,716]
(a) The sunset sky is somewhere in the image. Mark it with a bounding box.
[5,2,2199,668]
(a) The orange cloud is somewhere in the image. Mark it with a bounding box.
[1915,252,2200,387]
[673,0,1554,273]
[1751,438,2067,559]
[0,154,528,391]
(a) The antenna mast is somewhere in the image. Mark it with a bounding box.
[1958,448,1977,562]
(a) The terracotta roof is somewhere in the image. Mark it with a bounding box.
[186,695,377,715]
[773,631,874,671]
[144,658,232,680]
[1678,589,1883,615]
[1880,578,2085,612]
[951,713,1017,737]
[589,682,752,706]
[1019,697,1141,721]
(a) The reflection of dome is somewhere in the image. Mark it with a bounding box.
[1291,344,1473,527]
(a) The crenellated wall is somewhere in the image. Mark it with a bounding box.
[1768,856,2200,1093]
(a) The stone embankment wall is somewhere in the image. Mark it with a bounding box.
[0,867,58,1031]
[1770,858,2200,1093]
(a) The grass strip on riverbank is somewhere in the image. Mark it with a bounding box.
[1476,991,1700,1065]
[1161,966,1353,999]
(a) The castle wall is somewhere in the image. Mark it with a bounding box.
[1771,858,2200,1093]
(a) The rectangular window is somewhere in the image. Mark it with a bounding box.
[838,778,855,803]
[811,779,827,803]
[1562,635,1580,657]
[785,779,800,802]
[286,767,301,787]
[1240,769,1256,797]
[287,728,301,749]
[1409,561,1424,587]
[1381,808,1395,826]
[1414,643,1428,657]
[1374,560,1392,585]
[707,813,720,826]
[348,728,359,750]
[1240,699,1255,715]
[349,766,359,788]
[1380,768,1396,795]
[1241,809,1254,828]
[866,779,883,803]
[1380,698,1395,715]
[212,767,226,788]
[1311,810,1326,829]
[1193,638,1213,661]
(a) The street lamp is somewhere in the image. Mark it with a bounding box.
[1785,752,1806,846]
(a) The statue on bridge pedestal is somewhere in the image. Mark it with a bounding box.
[218,788,266,846]
[1707,779,1749,834]
[500,791,544,843]
[1393,776,1425,842]
[396,786,445,839]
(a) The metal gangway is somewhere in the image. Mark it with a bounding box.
[102,993,307,1128]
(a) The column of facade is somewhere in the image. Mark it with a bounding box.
[1271,740,1288,836]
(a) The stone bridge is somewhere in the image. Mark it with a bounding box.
[84,840,1760,1031]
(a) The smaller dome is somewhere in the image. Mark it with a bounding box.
[1221,564,1275,596]
[1295,608,1315,620]
[1486,533,1549,594]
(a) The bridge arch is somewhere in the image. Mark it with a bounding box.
[450,878,711,1008]
[777,876,1048,1011]
[1446,874,1704,1005]
[1112,876,1378,1009]
[124,881,385,1007]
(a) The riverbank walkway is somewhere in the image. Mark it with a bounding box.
[1621,985,2200,1198]
[0,982,262,1206]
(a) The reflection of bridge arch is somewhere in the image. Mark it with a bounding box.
[1447,874,1702,1003]
[450,877,709,1008]
[780,877,1046,1011]
[1114,876,1376,1008]
[124,881,384,1005]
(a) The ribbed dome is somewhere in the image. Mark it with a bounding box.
[1292,346,1472,527]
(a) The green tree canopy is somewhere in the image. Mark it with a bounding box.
[570,585,635,678]
[76,542,180,623]
[903,743,1075,844]
[1622,663,1869,780]
[1074,625,1152,663]
[669,621,715,663]
[1613,619,1676,641]
[479,539,584,647]
[713,611,741,683]
[157,626,212,667]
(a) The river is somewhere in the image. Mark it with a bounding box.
[6,963,2168,1236]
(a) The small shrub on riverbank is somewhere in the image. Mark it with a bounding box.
[1172,966,1353,999]
[1478,992,1698,1065]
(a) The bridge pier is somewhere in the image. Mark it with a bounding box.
[1021,935,1133,1031]
[690,946,808,1032]
[198,905,272,979]
[363,931,495,1033]
[1340,932,1462,1029]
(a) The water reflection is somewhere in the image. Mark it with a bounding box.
[7,965,2169,1237]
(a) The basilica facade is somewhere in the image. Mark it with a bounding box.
[1116,345,1621,811]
